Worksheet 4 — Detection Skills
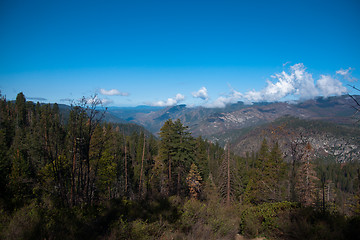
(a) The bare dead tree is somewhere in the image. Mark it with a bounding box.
[139,133,146,197]
[348,85,360,122]
[218,143,239,205]
[68,94,107,206]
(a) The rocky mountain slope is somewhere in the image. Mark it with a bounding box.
[108,95,358,138]
[218,116,360,163]
[105,95,360,163]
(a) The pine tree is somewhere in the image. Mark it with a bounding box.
[245,139,269,203]
[186,163,202,199]
[0,96,12,207]
[244,139,287,203]
[15,92,27,128]
[295,143,319,206]
[158,119,175,194]
[172,119,195,196]
[194,136,209,180]
[218,144,239,205]
[95,125,117,201]
[157,119,195,196]
[268,142,287,201]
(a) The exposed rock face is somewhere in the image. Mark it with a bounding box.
[194,102,312,136]
[228,117,360,163]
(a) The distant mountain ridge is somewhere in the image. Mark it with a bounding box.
[55,95,360,162]
[106,95,358,137]
[52,103,152,137]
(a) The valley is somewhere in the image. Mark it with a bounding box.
[106,95,360,163]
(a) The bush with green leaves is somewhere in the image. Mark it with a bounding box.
[239,201,296,238]
[1,203,43,240]
[180,199,239,239]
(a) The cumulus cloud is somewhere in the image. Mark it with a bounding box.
[336,67,357,82]
[99,88,129,96]
[242,63,347,103]
[316,75,347,97]
[151,93,185,107]
[192,87,209,100]
[206,63,349,108]
[206,89,242,108]
[243,63,319,102]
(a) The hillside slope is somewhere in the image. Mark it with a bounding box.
[108,95,358,138]
[218,116,360,163]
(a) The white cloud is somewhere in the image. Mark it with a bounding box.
[242,63,348,103]
[283,61,291,67]
[175,93,185,101]
[243,63,319,102]
[86,96,113,106]
[99,88,129,96]
[206,89,242,108]
[336,67,357,82]
[336,68,350,76]
[192,87,209,100]
[244,89,262,102]
[205,63,349,108]
[100,98,114,105]
[151,93,185,107]
[316,75,347,97]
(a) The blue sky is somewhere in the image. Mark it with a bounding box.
[0,0,359,107]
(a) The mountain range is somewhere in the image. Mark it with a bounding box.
[107,95,357,136]
[105,95,360,162]
[56,95,360,162]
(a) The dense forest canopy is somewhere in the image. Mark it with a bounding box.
[0,92,359,239]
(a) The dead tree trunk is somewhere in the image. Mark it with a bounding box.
[124,135,128,195]
[227,146,231,205]
[139,135,146,196]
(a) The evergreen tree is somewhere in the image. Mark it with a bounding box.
[295,143,319,206]
[158,119,175,193]
[194,136,209,180]
[268,142,287,201]
[157,119,195,196]
[244,139,286,203]
[15,92,27,128]
[218,144,239,205]
[186,163,202,199]
[244,139,269,204]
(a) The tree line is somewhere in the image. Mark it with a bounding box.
[0,93,228,210]
[1,92,359,239]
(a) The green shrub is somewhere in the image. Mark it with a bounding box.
[180,199,239,239]
[2,203,43,240]
[285,207,358,240]
[239,201,296,238]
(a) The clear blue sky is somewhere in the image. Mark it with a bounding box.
[0,0,359,107]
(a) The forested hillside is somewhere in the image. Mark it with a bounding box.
[0,93,360,239]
